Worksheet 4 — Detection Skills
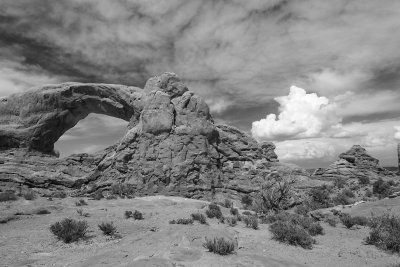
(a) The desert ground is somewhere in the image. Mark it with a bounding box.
[1,195,400,267]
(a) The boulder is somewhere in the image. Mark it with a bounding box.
[313,145,396,180]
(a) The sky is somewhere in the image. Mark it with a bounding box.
[1,0,400,168]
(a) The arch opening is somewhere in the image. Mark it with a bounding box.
[54,113,128,158]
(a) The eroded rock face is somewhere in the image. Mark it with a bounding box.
[0,73,285,199]
[313,145,395,180]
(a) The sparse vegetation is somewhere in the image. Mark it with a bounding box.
[340,214,369,229]
[263,212,324,236]
[52,191,67,199]
[358,176,370,185]
[110,183,135,198]
[295,205,310,216]
[77,209,90,217]
[203,237,235,255]
[206,203,223,219]
[0,191,18,202]
[373,178,392,198]
[333,177,346,189]
[36,208,50,215]
[226,216,237,226]
[191,213,207,224]
[169,218,194,225]
[230,207,239,216]
[241,195,253,208]
[23,190,36,200]
[93,191,103,200]
[366,213,400,253]
[325,217,337,227]
[333,190,354,205]
[98,222,117,236]
[75,199,88,206]
[223,199,233,208]
[270,221,315,249]
[309,186,332,209]
[50,218,88,243]
[243,215,259,230]
[133,210,143,220]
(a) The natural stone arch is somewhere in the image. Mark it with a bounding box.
[0,82,143,153]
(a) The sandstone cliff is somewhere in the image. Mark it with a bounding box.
[0,73,289,200]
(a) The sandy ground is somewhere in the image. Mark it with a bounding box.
[1,195,399,267]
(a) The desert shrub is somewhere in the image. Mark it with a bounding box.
[23,190,36,200]
[50,218,88,243]
[262,212,323,236]
[93,191,103,200]
[133,210,143,220]
[0,191,18,202]
[77,209,90,217]
[219,216,225,224]
[358,176,370,185]
[340,214,368,229]
[224,199,233,208]
[342,189,355,198]
[169,218,193,225]
[243,215,259,230]
[53,191,67,199]
[98,222,117,236]
[75,199,88,206]
[242,211,252,216]
[230,207,239,216]
[332,191,353,206]
[241,195,253,208]
[203,237,235,255]
[295,205,310,216]
[373,178,392,198]
[365,189,373,197]
[252,173,295,213]
[365,213,400,253]
[206,203,223,219]
[325,217,337,227]
[333,178,346,189]
[110,183,135,198]
[226,216,237,227]
[269,221,315,249]
[191,213,207,224]
[309,186,331,209]
[36,208,51,215]
[124,210,133,219]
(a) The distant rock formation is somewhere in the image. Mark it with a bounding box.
[0,73,292,200]
[313,145,395,180]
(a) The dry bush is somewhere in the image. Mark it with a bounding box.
[77,209,90,217]
[206,203,223,219]
[226,216,237,227]
[366,213,400,253]
[75,199,88,206]
[243,215,259,230]
[0,191,18,202]
[224,199,233,208]
[169,218,193,225]
[98,222,117,236]
[23,190,36,200]
[36,208,51,215]
[191,213,207,224]
[340,214,369,229]
[50,218,88,243]
[241,195,253,208]
[203,237,235,255]
[230,207,239,216]
[270,221,315,249]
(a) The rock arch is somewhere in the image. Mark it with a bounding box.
[0,82,143,153]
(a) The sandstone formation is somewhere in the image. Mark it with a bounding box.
[312,145,395,180]
[0,73,293,200]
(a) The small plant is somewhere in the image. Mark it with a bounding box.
[342,189,355,198]
[77,209,90,217]
[23,190,36,200]
[36,208,51,215]
[203,237,235,255]
[75,199,88,206]
[365,213,400,253]
[226,216,237,227]
[241,195,253,208]
[50,218,88,243]
[373,178,392,198]
[230,207,239,216]
[295,205,310,216]
[270,221,315,249]
[206,203,223,219]
[365,189,373,198]
[110,183,135,198]
[98,222,117,236]
[340,214,369,229]
[358,176,370,185]
[53,191,67,199]
[133,210,143,220]
[191,213,207,224]
[219,216,225,224]
[242,211,252,216]
[0,191,18,202]
[243,215,259,230]
[333,192,353,206]
[93,191,103,200]
[169,218,194,225]
[124,210,133,219]
[333,178,346,189]
[224,199,233,208]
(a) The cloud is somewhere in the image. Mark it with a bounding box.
[251,86,340,140]
[394,126,400,141]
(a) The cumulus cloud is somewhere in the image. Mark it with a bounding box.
[394,126,400,141]
[251,86,340,140]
